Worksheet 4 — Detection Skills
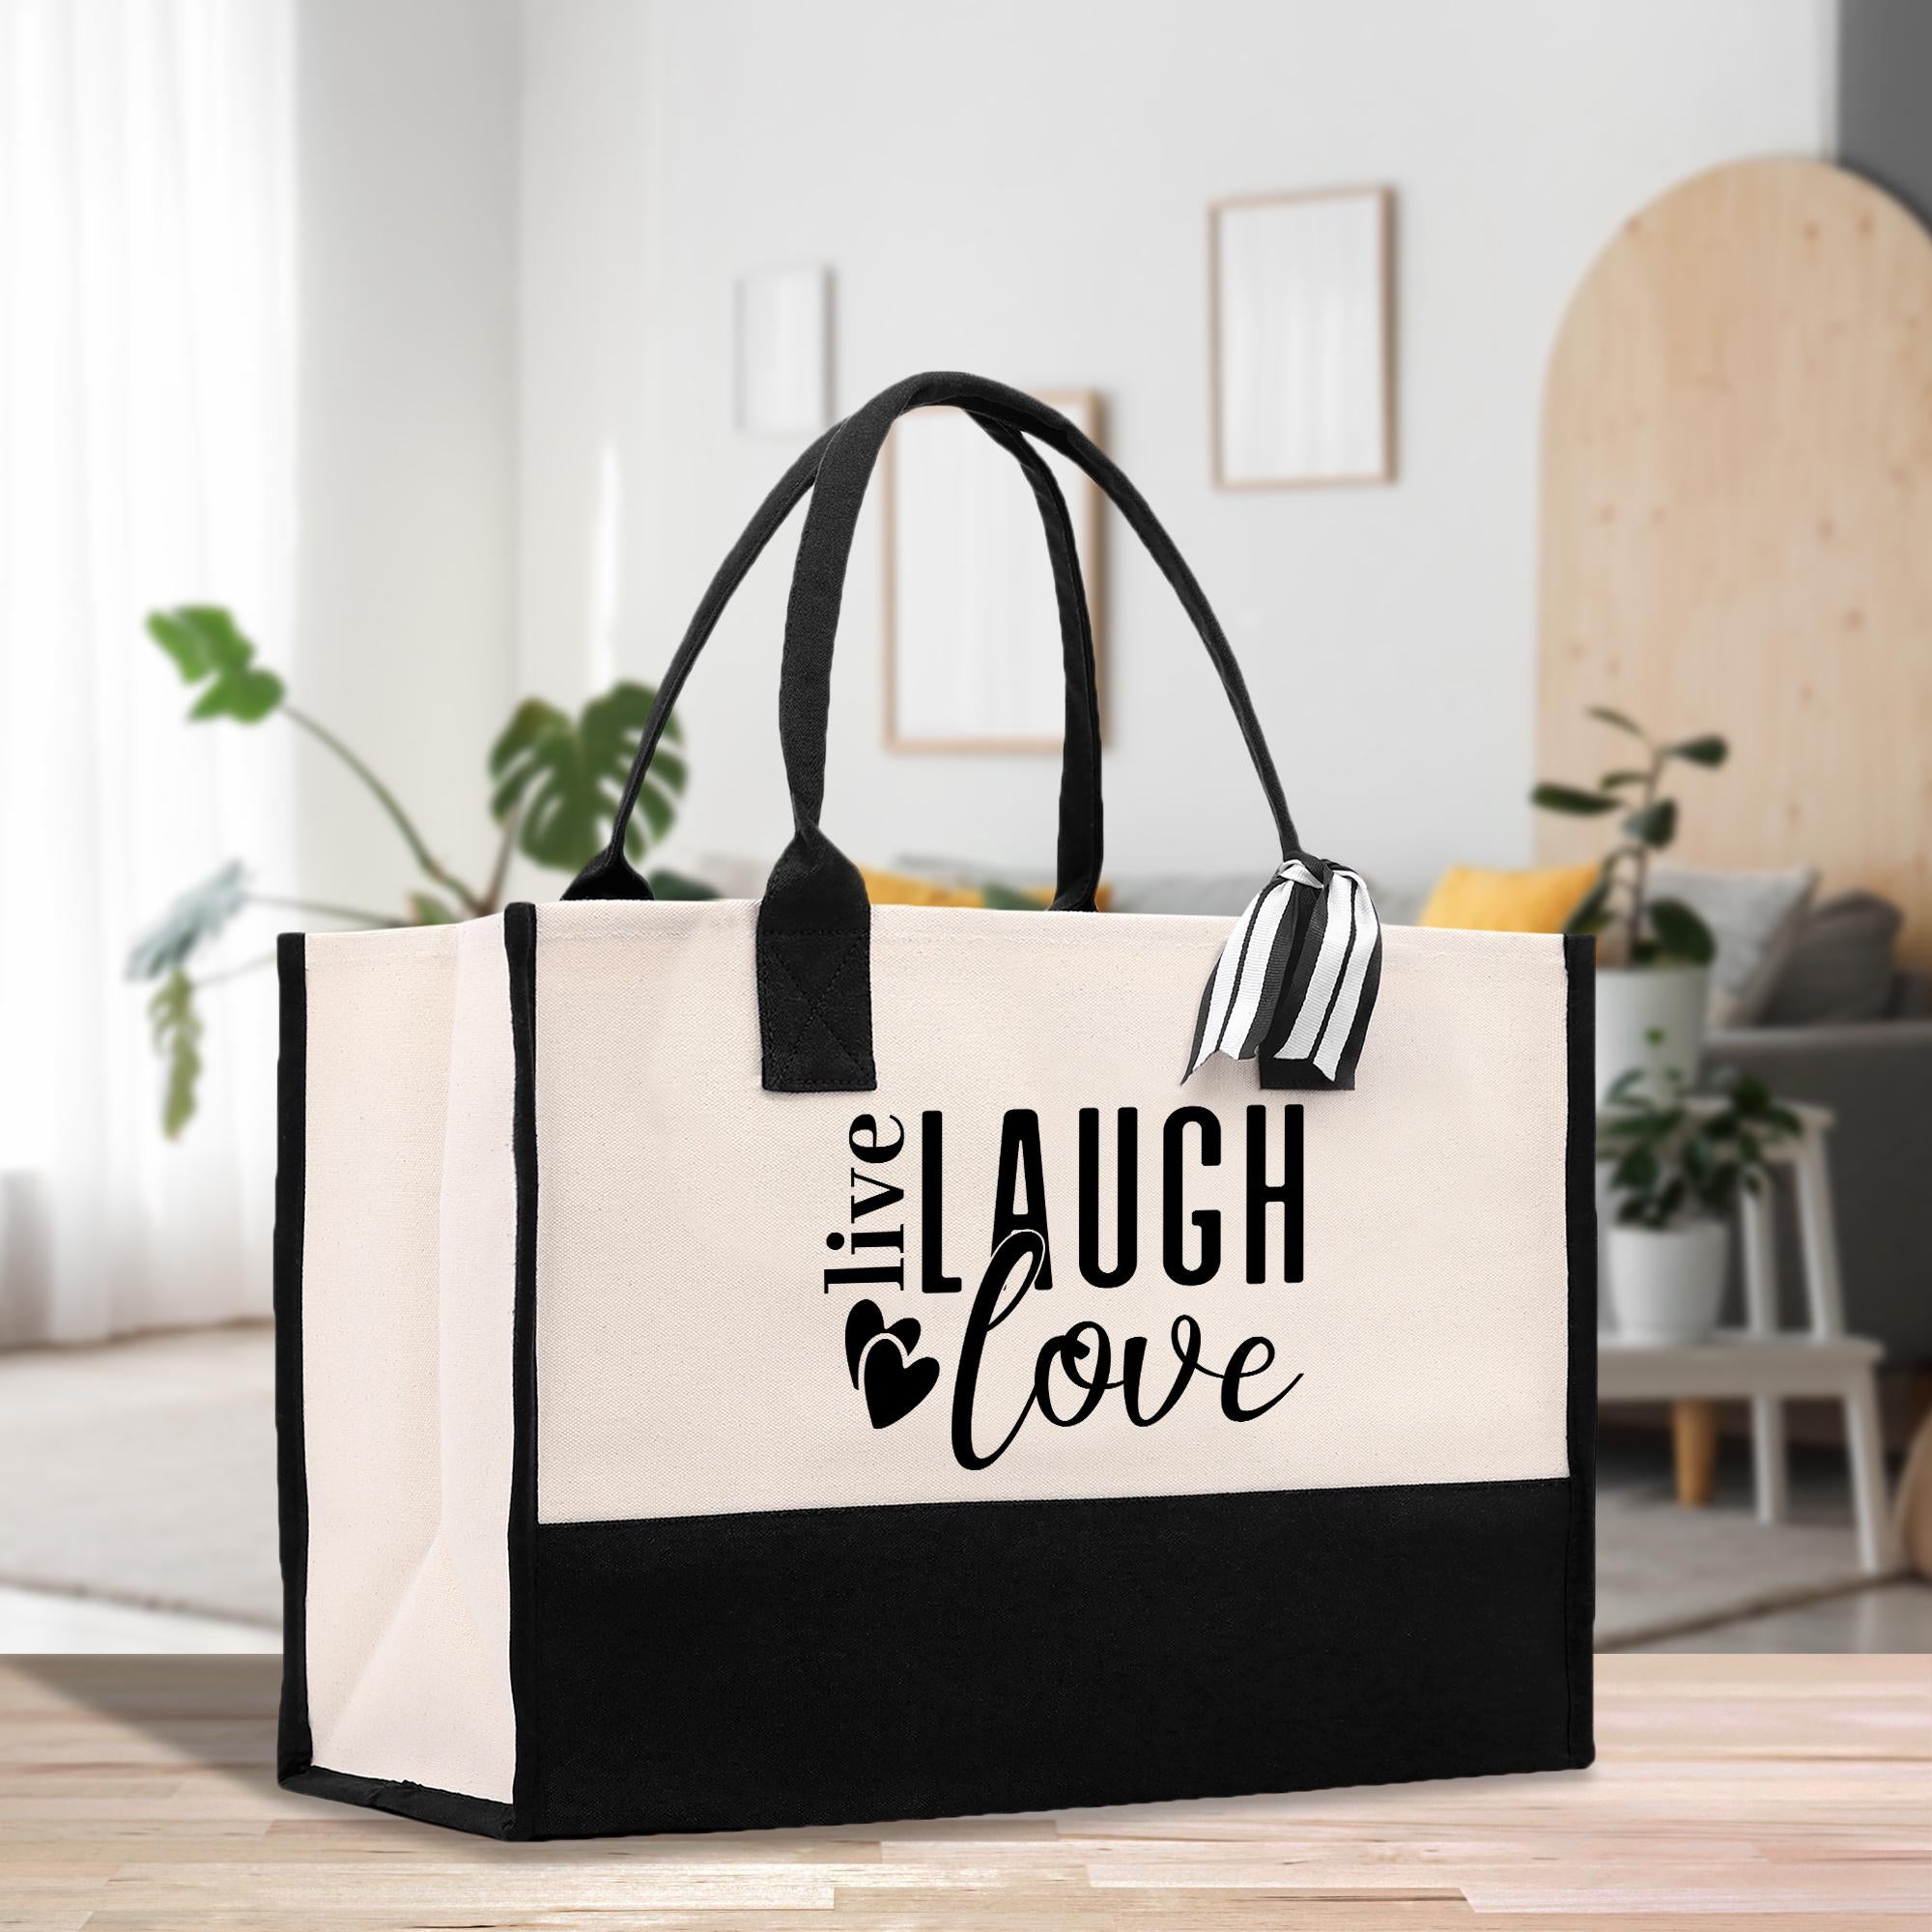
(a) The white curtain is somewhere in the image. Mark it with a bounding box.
[0,0,296,1344]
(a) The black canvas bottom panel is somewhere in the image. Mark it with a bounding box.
[531,1477,1589,1839]
[281,1765,516,1839]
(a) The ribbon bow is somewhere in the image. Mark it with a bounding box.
[1184,857,1382,1091]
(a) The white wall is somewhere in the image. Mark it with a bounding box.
[517,0,1828,895]
[296,0,520,912]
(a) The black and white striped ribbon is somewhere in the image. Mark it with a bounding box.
[1184,857,1382,1090]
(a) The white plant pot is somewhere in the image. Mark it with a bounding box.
[1595,963,1709,1106]
[1606,1220,1728,1345]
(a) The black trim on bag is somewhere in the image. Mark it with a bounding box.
[530,1475,1578,1838]
[272,932,311,1783]
[283,1765,516,1839]
[275,918,547,1839]
[1562,932,1598,1763]
[504,903,544,1839]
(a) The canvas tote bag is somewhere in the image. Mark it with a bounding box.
[274,371,1595,1841]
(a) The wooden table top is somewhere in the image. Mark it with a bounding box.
[4,1654,1928,1928]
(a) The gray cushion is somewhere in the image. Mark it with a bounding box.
[1646,864,1817,1024]
[1759,891,1904,1026]
[1099,872,1277,918]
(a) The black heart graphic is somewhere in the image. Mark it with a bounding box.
[862,1340,941,1429]
[844,1299,921,1387]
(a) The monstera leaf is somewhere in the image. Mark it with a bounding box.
[127,861,250,981]
[149,971,204,1139]
[148,606,285,722]
[488,681,684,872]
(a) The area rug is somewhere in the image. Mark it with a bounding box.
[0,1325,1889,1644]
[1593,1477,1885,1649]
[0,1325,279,1627]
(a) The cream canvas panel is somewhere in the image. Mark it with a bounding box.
[534,902,1573,1524]
[301,920,517,1804]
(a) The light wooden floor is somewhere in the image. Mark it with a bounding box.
[2,1657,1928,1927]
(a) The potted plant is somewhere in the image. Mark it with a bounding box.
[129,605,711,1136]
[1532,706,1725,1101]
[1599,1041,1800,1344]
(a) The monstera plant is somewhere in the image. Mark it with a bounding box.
[130,605,706,1137]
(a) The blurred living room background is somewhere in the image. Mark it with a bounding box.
[2,0,1928,1654]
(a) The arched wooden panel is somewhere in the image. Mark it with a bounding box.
[1537,158,1932,967]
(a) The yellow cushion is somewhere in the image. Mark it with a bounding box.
[857,866,1111,912]
[859,866,1000,910]
[1418,863,1600,934]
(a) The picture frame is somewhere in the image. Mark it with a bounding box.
[1209,186,1396,489]
[734,264,833,437]
[883,389,1105,753]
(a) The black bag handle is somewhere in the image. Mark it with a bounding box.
[566,413,1104,911]
[753,373,1299,1092]
[778,374,1296,850]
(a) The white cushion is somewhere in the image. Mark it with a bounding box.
[1647,864,1818,1025]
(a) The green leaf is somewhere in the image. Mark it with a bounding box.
[1563,875,1613,935]
[1531,782,1620,816]
[149,606,285,724]
[1669,734,1728,768]
[149,612,213,681]
[126,861,249,980]
[634,778,676,844]
[149,605,251,680]
[487,698,563,820]
[1600,769,1648,789]
[1612,1146,1660,1192]
[644,867,719,901]
[1647,895,1716,964]
[188,665,285,722]
[149,970,203,1140]
[408,893,458,925]
[489,679,684,874]
[1587,705,1646,738]
[1623,798,1678,848]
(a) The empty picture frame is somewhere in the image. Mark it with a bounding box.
[884,391,1104,753]
[1210,187,1395,487]
[735,265,832,436]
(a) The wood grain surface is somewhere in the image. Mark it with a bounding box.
[2,1655,1927,1927]
[1536,157,1932,968]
